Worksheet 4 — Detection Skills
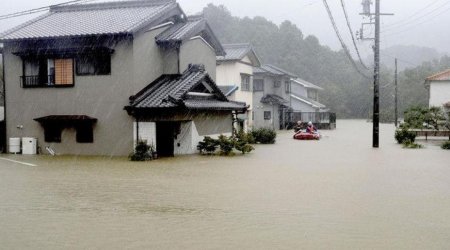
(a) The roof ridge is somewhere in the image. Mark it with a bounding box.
[426,68,450,81]
[50,0,175,12]
[0,12,52,40]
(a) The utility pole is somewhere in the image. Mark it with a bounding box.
[372,0,380,148]
[359,0,393,148]
[394,58,398,127]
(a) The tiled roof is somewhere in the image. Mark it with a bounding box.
[291,94,327,109]
[261,94,289,105]
[218,85,239,97]
[217,44,251,61]
[425,69,450,81]
[253,64,297,78]
[292,78,324,90]
[127,64,247,112]
[0,0,181,41]
[155,16,225,56]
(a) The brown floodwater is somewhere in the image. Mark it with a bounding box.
[0,120,449,249]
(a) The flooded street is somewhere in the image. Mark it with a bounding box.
[0,120,449,249]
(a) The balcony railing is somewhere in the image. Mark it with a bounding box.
[20,75,73,88]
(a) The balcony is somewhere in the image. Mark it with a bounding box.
[20,75,73,88]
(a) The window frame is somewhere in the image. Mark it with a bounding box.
[241,74,251,91]
[21,56,75,88]
[253,79,264,92]
[76,53,111,76]
[285,80,291,94]
[264,111,272,120]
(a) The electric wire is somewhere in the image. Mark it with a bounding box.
[340,0,369,70]
[322,0,371,79]
[383,0,444,28]
[0,0,94,21]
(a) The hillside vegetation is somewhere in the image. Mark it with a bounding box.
[203,4,450,119]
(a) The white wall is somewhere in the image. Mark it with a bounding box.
[133,122,156,147]
[429,81,450,107]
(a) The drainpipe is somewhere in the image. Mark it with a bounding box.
[1,46,6,153]
[135,116,140,146]
[176,46,181,74]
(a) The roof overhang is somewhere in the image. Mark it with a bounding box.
[34,115,97,126]
[13,46,115,57]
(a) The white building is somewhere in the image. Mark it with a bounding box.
[216,43,261,130]
[425,69,450,108]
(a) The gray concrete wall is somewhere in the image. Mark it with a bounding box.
[291,98,317,113]
[180,38,217,81]
[291,82,308,98]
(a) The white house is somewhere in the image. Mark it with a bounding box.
[425,69,450,109]
[216,43,261,130]
[290,78,327,113]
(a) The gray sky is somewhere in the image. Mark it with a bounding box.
[1,0,450,56]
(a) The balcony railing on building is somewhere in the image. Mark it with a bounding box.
[21,75,73,88]
[283,111,336,130]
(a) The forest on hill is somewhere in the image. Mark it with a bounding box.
[202,4,450,119]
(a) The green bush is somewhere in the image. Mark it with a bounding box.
[442,141,450,150]
[395,128,416,144]
[236,130,256,144]
[402,139,423,149]
[197,136,219,155]
[218,135,235,155]
[251,128,277,144]
[129,141,153,161]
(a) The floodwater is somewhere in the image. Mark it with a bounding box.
[0,120,449,249]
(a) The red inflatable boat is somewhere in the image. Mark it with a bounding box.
[293,131,320,140]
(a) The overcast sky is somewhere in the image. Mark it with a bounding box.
[1,0,450,56]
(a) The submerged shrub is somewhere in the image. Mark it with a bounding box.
[402,139,423,149]
[234,138,254,155]
[218,135,235,156]
[251,128,277,144]
[197,136,219,155]
[442,141,450,150]
[129,140,153,161]
[395,128,416,144]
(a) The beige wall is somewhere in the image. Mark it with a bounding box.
[180,37,217,80]
[429,81,450,107]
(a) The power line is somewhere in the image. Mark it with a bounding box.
[382,4,450,38]
[322,0,371,79]
[0,0,93,21]
[340,0,369,70]
[382,0,450,33]
[383,0,444,28]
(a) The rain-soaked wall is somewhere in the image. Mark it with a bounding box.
[179,38,216,81]
[290,97,317,113]
[252,74,281,130]
[429,81,450,107]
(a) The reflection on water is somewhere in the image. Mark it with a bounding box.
[0,120,449,249]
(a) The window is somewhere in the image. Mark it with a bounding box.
[241,74,251,91]
[22,58,74,87]
[274,81,281,88]
[285,80,291,93]
[44,126,62,143]
[76,54,111,75]
[76,125,94,143]
[308,89,318,101]
[253,79,264,92]
[264,111,271,120]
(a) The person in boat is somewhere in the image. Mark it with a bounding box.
[294,120,304,133]
[306,121,318,134]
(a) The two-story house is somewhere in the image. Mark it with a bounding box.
[252,64,297,130]
[425,69,450,109]
[216,43,261,131]
[0,0,246,156]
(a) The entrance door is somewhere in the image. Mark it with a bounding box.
[156,122,176,157]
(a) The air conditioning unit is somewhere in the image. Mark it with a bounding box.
[22,137,37,155]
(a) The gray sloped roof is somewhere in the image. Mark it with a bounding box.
[0,0,181,41]
[253,64,297,78]
[126,64,246,112]
[155,16,225,56]
[261,94,289,105]
[217,43,261,66]
[292,78,324,91]
[291,94,327,109]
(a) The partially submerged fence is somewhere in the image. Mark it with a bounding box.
[284,111,336,130]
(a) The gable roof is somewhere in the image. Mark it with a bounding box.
[291,94,327,110]
[218,85,239,97]
[292,78,324,91]
[425,69,450,82]
[253,64,297,78]
[155,16,225,56]
[126,64,247,112]
[217,43,261,66]
[261,94,289,106]
[0,0,183,41]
